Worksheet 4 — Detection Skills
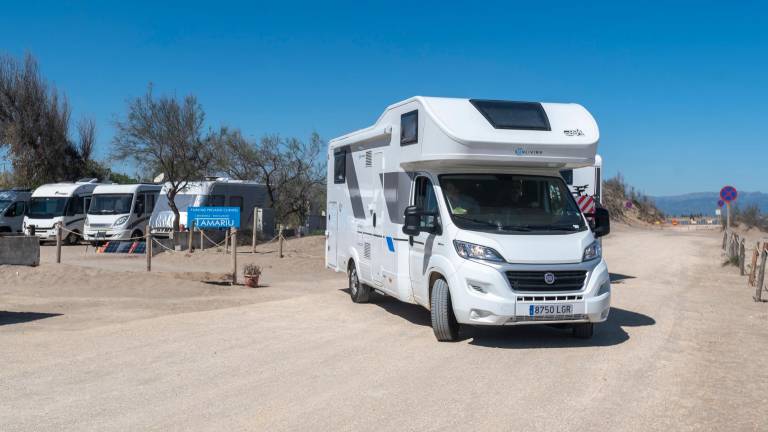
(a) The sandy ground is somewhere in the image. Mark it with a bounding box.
[1,227,767,431]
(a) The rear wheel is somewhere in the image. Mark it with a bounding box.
[348,262,370,303]
[573,322,594,339]
[430,278,460,342]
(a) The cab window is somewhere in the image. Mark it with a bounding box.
[414,176,439,230]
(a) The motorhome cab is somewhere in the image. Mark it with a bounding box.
[24,179,100,244]
[150,178,269,236]
[84,183,161,244]
[326,97,611,342]
[0,189,32,233]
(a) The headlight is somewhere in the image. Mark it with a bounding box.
[114,215,129,227]
[582,241,602,261]
[453,240,505,262]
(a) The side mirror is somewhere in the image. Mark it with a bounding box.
[402,206,421,236]
[592,207,610,237]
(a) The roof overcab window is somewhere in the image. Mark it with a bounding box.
[400,110,418,145]
[470,100,551,131]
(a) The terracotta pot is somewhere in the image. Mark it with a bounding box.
[244,274,260,288]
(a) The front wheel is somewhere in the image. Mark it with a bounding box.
[348,262,370,303]
[65,231,80,245]
[430,278,460,342]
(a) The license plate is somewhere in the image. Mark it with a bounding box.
[529,304,574,316]
[96,231,106,239]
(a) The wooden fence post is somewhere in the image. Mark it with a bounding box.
[278,225,284,259]
[722,231,727,250]
[146,224,152,272]
[749,241,759,285]
[200,229,205,251]
[739,239,746,275]
[252,207,258,253]
[55,223,62,264]
[231,227,238,285]
[225,230,229,254]
[755,246,767,302]
[188,221,195,253]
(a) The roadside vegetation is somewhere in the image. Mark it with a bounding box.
[603,173,665,224]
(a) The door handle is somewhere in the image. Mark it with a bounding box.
[373,213,376,227]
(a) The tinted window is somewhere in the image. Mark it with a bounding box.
[470,100,551,131]
[414,177,439,230]
[66,195,85,216]
[134,194,145,215]
[28,197,68,219]
[207,195,225,207]
[334,150,346,184]
[89,194,133,215]
[147,193,156,213]
[229,196,244,211]
[400,110,418,145]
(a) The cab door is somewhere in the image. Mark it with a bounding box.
[3,201,26,232]
[408,175,441,305]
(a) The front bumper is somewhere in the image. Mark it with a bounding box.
[84,228,133,241]
[447,257,611,326]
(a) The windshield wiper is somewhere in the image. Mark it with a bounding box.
[452,214,501,228]
[523,224,579,232]
[499,225,532,232]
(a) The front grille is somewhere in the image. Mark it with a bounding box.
[510,314,588,323]
[88,223,111,228]
[506,270,587,292]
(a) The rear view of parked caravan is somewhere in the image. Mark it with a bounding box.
[0,189,32,233]
[561,155,603,215]
[84,184,161,244]
[326,97,611,342]
[150,178,270,236]
[24,179,100,244]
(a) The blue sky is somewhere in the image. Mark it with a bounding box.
[1,1,766,195]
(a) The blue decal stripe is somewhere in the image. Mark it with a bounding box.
[386,236,395,252]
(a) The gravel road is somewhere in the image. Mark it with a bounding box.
[1,226,766,431]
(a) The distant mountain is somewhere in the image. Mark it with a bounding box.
[652,191,768,216]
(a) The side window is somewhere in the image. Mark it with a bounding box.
[229,196,244,211]
[560,169,573,185]
[134,194,146,215]
[207,195,225,207]
[414,177,439,230]
[5,202,22,217]
[333,150,346,184]
[84,197,91,214]
[147,193,156,213]
[66,196,84,216]
[400,110,418,145]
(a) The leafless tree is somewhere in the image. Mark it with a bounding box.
[112,85,217,230]
[0,53,92,186]
[216,130,326,225]
[77,117,96,162]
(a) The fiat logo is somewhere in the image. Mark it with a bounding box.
[544,273,556,285]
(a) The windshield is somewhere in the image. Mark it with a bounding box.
[88,194,133,215]
[439,174,587,234]
[0,200,11,212]
[28,197,68,219]
[153,194,199,213]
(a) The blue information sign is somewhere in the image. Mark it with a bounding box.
[187,206,240,229]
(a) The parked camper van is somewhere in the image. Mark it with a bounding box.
[150,178,270,236]
[84,183,161,244]
[326,97,611,341]
[561,155,603,215]
[0,189,32,233]
[24,179,100,244]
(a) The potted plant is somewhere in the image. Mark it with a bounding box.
[243,264,262,288]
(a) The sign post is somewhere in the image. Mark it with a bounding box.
[187,206,241,284]
[720,186,738,229]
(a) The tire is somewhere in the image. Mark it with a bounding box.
[66,231,80,245]
[348,262,370,303]
[131,230,143,241]
[573,322,594,339]
[430,278,460,342]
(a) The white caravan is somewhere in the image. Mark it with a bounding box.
[326,97,611,341]
[24,179,100,244]
[84,183,162,244]
[150,178,269,236]
[561,154,603,215]
[0,189,32,233]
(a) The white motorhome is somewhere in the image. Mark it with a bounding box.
[150,178,270,236]
[561,154,603,215]
[84,183,161,244]
[0,189,32,233]
[24,179,100,244]
[326,97,611,342]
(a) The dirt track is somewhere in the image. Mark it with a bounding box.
[1,226,767,431]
